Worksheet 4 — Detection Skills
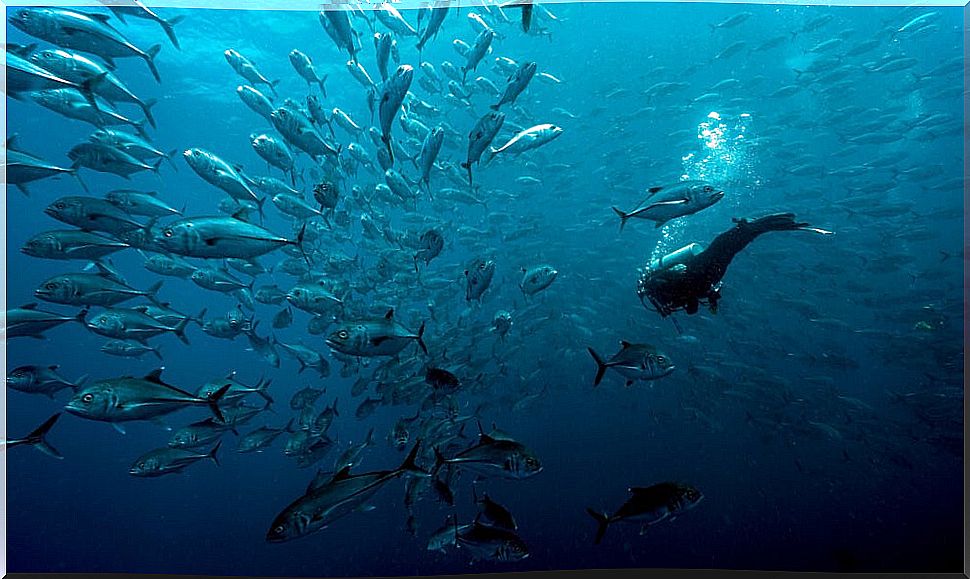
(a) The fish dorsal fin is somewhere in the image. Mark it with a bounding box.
[477,421,495,444]
[333,466,352,481]
[620,340,632,349]
[231,209,248,221]
[88,13,113,23]
[384,308,395,320]
[94,261,124,282]
[630,486,651,493]
[48,364,60,371]
[7,134,20,151]
[306,469,331,494]
[646,186,663,196]
[144,368,165,383]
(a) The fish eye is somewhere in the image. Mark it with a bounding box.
[45,282,57,290]
[55,202,65,210]
[163,229,174,238]
[274,525,285,535]
[337,330,349,339]
[704,186,713,192]
[81,393,94,403]
[657,356,666,364]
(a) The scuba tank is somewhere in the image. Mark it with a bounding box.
[646,243,704,272]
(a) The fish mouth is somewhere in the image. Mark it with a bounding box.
[710,190,725,203]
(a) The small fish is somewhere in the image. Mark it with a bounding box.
[587,482,703,544]
[612,181,724,231]
[129,442,221,477]
[587,341,675,387]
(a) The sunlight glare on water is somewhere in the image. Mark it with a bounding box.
[649,111,756,265]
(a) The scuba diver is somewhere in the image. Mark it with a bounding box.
[637,213,832,318]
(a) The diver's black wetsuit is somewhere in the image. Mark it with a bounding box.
[638,213,814,317]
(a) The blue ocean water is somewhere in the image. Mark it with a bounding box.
[4,1,964,576]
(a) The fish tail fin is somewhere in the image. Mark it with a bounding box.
[207,384,231,423]
[611,207,632,232]
[416,321,429,355]
[78,72,107,111]
[364,427,375,446]
[162,16,184,50]
[145,280,164,303]
[173,316,191,345]
[461,162,474,192]
[151,158,164,175]
[66,165,88,193]
[318,75,328,96]
[432,445,446,476]
[489,102,500,111]
[256,378,275,405]
[256,196,268,221]
[141,98,158,129]
[72,374,89,392]
[207,440,222,466]
[133,119,150,140]
[294,222,311,267]
[587,347,607,387]
[75,308,89,327]
[586,508,610,545]
[152,345,164,361]
[270,79,280,97]
[382,136,395,164]
[194,307,208,327]
[144,44,162,82]
[26,413,63,459]
[399,439,426,476]
[166,149,180,172]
